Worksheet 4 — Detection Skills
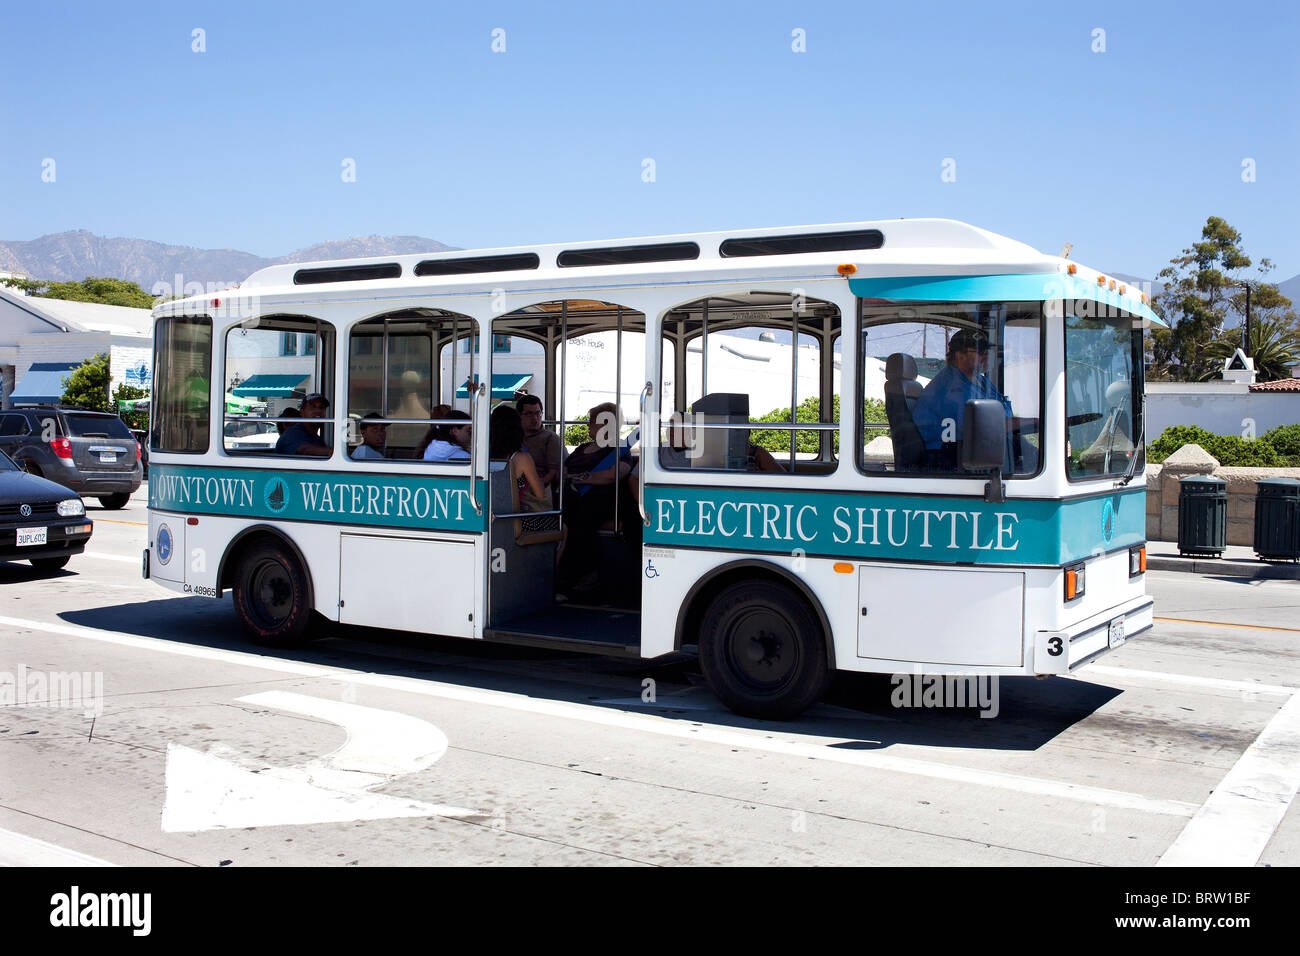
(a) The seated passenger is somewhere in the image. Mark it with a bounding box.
[747,438,785,473]
[275,393,332,457]
[489,404,548,512]
[351,412,388,460]
[420,409,472,462]
[558,402,633,596]
[276,406,300,435]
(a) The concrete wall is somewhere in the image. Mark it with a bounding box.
[1146,459,1300,546]
[1147,382,1300,438]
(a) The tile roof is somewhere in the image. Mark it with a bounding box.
[1249,378,1300,392]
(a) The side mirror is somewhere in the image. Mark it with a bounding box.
[960,399,1007,471]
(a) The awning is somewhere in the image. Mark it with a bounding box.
[455,373,534,400]
[224,393,260,413]
[9,362,80,405]
[230,374,309,398]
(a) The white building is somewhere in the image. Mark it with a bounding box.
[0,287,152,407]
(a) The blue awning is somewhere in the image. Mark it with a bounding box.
[9,362,80,405]
[455,373,534,400]
[230,374,310,397]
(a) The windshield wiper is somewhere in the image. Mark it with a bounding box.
[1116,394,1145,487]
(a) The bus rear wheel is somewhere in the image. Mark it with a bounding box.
[232,542,314,647]
[698,579,829,720]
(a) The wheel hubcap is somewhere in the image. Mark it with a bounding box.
[725,609,798,691]
[249,560,293,626]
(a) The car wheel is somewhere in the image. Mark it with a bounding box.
[30,556,70,572]
[231,542,315,647]
[698,579,830,720]
[98,493,131,509]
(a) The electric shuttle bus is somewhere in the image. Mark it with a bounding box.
[144,219,1157,718]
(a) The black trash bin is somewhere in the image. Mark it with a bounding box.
[1254,477,1300,563]
[1178,475,1227,557]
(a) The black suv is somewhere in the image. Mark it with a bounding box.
[0,406,143,509]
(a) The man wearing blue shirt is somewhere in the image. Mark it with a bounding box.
[912,330,1013,470]
[275,392,333,457]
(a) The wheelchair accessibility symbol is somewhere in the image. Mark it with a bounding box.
[644,560,659,579]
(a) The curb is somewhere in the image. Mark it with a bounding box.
[1147,555,1300,580]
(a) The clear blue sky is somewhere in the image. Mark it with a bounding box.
[2,0,1296,280]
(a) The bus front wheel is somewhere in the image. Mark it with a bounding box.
[232,542,314,647]
[698,580,829,720]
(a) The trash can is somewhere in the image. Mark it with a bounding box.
[1178,475,1227,557]
[1254,477,1300,562]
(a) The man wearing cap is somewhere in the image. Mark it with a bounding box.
[275,392,333,457]
[351,412,388,460]
[912,330,1013,470]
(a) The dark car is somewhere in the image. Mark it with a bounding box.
[0,448,94,572]
[0,406,143,509]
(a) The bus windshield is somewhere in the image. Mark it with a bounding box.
[1065,314,1144,480]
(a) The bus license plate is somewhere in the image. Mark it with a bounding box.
[1108,617,1126,648]
[17,527,47,547]
[99,452,116,463]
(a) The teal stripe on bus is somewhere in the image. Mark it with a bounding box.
[847,272,1164,326]
[644,485,1144,566]
[149,464,487,533]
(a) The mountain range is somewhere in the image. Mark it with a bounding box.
[1,230,1296,311]
[0,231,457,292]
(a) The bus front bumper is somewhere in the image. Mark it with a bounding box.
[1033,596,1154,674]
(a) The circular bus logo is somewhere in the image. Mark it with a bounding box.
[1101,498,1116,545]
[157,523,173,564]
[264,477,290,514]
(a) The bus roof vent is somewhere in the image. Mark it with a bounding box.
[719,229,884,258]
[293,263,403,285]
[414,253,542,277]
[557,241,700,268]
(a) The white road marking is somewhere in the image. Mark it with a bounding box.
[162,691,476,831]
[0,827,116,867]
[2,614,1199,817]
[1079,664,1294,697]
[78,552,141,564]
[161,744,477,833]
[1158,689,1300,867]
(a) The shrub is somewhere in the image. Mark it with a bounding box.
[1147,425,1282,466]
[1262,424,1300,460]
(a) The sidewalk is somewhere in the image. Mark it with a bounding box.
[1147,542,1300,580]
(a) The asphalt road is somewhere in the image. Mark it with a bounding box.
[1,485,1297,867]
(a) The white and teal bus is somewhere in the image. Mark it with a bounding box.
[145,219,1157,718]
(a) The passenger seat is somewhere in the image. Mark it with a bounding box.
[883,353,926,471]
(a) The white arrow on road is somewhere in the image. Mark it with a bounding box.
[161,691,479,832]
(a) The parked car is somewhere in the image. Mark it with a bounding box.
[0,448,93,572]
[129,428,149,479]
[0,406,143,509]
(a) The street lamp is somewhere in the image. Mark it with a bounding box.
[1241,282,1252,357]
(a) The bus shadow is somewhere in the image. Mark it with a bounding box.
[57,599,1121,753]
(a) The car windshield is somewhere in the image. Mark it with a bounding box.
[0,449,17,472]
[65,414,134,439]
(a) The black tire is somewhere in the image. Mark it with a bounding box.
[231,542,315,647]
[98,493,131,509]
[697,579,830,720]
[30,556,70,572]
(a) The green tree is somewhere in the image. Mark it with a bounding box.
[61,353,113,411]
[1151,217,1253,381]
[0,275,155,309]
[1202,314,1300,383]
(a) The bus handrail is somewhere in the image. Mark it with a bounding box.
[467,384,482,515]
[639,380,653,526]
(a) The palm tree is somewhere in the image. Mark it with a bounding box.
[1200,315,1300,382]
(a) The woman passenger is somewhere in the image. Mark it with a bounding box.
[421,409,472,461]
[489,404,548,513]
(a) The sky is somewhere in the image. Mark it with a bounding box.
[1,0,1297,281]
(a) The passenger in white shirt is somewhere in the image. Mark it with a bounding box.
[420,409,472,462]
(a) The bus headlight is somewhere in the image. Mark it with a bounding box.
[1065,564,1086,602]
[58,499,85,517]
